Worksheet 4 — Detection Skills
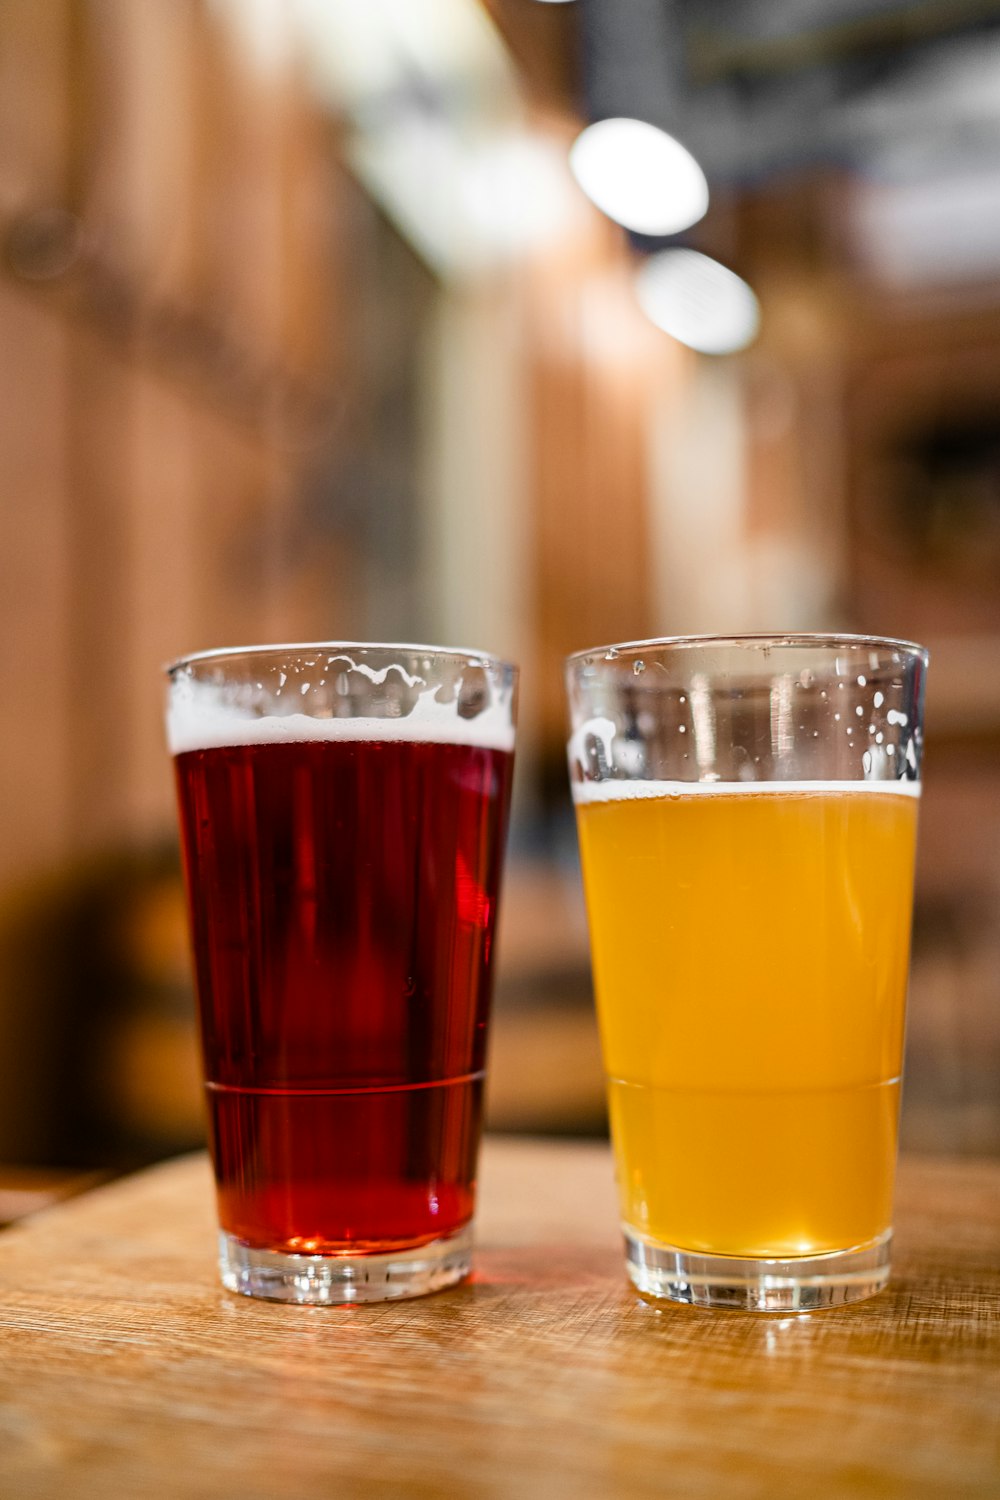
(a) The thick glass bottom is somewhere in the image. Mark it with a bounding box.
[219,1226,472,1305]
[625,1227,892,1311]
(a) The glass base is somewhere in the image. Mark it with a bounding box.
[219,1226,472,1305]
[625,1228,892,1312]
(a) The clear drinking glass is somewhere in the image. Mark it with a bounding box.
[166,642,517,1303]
[566,634,927,1311]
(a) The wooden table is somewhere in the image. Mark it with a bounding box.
[1,1141,998,1499]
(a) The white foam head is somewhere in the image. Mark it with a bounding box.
[168,667,515,755]
[571,778,921,804]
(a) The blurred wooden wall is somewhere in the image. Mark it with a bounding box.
[0,0,399,1159]
[4,0,995,1163]
[0,0,366,884]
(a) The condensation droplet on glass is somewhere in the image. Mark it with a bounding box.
[862,751,872,775]
[679,694,686,704]
[875,732,884,744]
[605,647,619,660]
[886,743,895,756]
[834,712,841,721]
[873,691,884,708]
[678,724,686,733]
[855,705,864,717]
[857,674,867,687]
[278,672,287,688]
[633,660,645,676]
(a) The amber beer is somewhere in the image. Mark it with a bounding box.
[574,780,919,1261]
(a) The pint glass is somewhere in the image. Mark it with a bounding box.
[566,635,927,1311]
[167,643,516,1303]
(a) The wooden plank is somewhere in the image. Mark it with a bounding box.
[0,1140,997,1499]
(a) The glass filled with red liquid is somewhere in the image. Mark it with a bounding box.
[166,643,516,1303]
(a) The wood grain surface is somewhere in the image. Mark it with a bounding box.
[0,1140,998,1500]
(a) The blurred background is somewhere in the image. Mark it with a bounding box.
[1,0,999,1209]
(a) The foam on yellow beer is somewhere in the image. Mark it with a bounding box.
[573,779,919,1258]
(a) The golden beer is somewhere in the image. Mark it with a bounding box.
[575,781,919,1261]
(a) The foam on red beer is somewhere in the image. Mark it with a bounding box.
[168,688,515,756]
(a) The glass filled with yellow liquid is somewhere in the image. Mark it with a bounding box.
[566,635,927,1311]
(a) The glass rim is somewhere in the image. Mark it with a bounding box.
[566,632,929,667]
[166,640,517,679]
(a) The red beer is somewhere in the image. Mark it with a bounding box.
[168,643,516,1301]
[174,733,513,1256]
